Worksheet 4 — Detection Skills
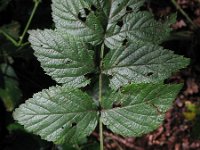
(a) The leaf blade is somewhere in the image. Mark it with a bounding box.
[29,29,94,88]
[52,0,104,45]
[105,10,175,49]
[103,42,189,90]
[101,83,182,137]
[13,86,98,144]
[105,0,145,28]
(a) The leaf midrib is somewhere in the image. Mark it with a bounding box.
[23,109,97,116]
[104,62,178,71]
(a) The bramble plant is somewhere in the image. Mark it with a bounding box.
[13,0,189,149]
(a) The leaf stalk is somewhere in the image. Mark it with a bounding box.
[99,43,105,150]
[171,0,197,28]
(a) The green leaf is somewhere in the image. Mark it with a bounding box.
[13,86,98,144]
[105,0,145,27]
[28,29,94,88]
[103,42,189,90]
[101,83,182,137]
[14,0,190,146]
[52,0,104,45]
[0,64,22,111]
[7,123,25,133]
[104,0,175,49]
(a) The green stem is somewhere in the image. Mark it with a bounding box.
[0,0,40,47]
[99,44,105,150]
[18,0,41,46]
[0,29,18,46]
[171,0,197,28]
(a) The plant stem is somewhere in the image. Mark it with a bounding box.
[0,30,19,46]
[18,0,41,46]
[0,0,41,47]
[99,44,105,150]
[171,0,197,28]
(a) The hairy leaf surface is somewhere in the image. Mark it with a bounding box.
[101,83,182,137]
[103,42,189,90]
[104,0,174,49]
[13,86,98,144]
[29,29,94,88]
[52,0,104,45]
[104,0,144,28]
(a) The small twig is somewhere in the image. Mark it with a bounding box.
[0,29,18,46]
[0,0,41,47]
[103,132,144,150]
[18,0,41,46]
[171,0,198,28]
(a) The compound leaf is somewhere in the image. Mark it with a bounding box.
[101,83,182,137]
[103,42,189,90]
[14,0,190,146]
[13,86,98,144]
[52,0,104,45]
[29,29,94,88]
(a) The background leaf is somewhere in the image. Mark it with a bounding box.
[101,83,182,137]
[13,86,98,144]
[0,64,22,111]
[29,29,94,88]
[103,42,189,90]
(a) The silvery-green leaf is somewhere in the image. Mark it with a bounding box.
[103,42,189,90]
[101,83,182,137]
[105,7,175,49]
[52,0,104,45]
[29,29,94,88]
[104,0,145,28]
[13,86,98,144]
